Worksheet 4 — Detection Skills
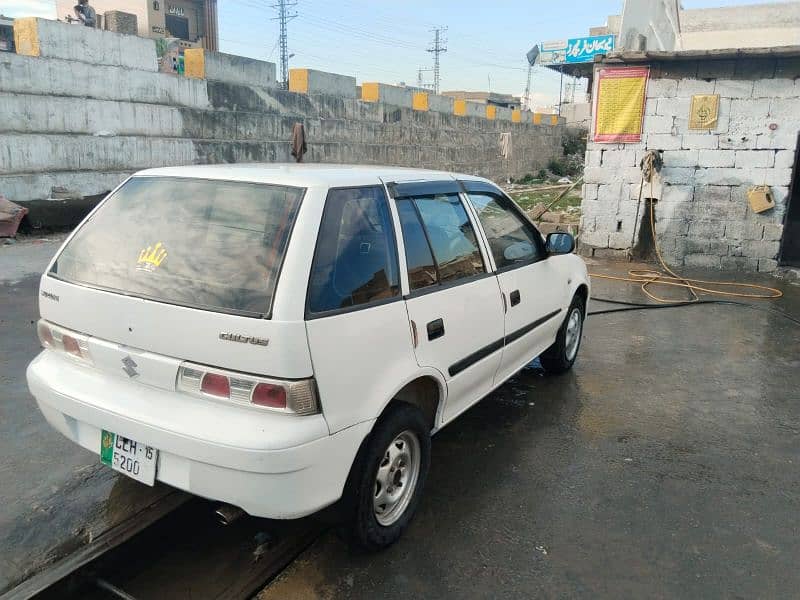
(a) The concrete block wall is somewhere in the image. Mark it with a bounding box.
[185,49,276,89]
[13,17,156,71]
[582,56,799,272]
[1,19,563,223]
[361,82,413,108]
[289,68,357,98]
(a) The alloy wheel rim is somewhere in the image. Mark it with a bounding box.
[373,430,421,526]
[564,307,582,361]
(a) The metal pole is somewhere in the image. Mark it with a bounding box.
[272,0,296,89]
[524,63,532,110]
[558,64,564,116]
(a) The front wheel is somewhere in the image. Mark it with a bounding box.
[343,403,430,551]
[540,295,585,374]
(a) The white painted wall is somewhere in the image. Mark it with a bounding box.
[680,3,800,50]
[619,0,681,51]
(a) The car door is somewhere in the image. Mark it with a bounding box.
[461,180,565,385]
[387,180,505,425]
[304,185,420,433]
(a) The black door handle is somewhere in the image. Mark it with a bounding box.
[427,318,445,340]
[510,290,521,306]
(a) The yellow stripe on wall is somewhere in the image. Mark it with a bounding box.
[13,18,40,57]
[512,109,521,123]
[533,113,543,125]
[550,114,559,125]
[412,92,429,111]
[361,82,380,102]
[486,105,496,120]
[454,99,466,116]
[288,68,309,94]
[184,48,205,79]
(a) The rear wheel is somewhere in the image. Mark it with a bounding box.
[541,295,585,374]
[344,403,430,551]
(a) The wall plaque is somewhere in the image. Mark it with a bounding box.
[689,94,719,130]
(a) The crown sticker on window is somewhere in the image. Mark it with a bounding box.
[137,241,168,272]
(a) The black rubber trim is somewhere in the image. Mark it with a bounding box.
[505,309,562,345]
[387,180,461,198]
[447,308,563,377]
[458,179,505,195]
[448,338,505,377]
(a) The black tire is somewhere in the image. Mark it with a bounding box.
[342,402,431,551]
[540,294,585,374]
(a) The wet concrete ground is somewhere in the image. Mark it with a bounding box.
[261,262,800,599]
[0,237,183,596]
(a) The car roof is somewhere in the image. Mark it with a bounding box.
[134,163,490,189]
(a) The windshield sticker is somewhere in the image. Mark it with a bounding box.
[137,241,168,272]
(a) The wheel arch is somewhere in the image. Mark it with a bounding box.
[574,282,589,316]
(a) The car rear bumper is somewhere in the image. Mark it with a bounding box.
[27,351,372,519]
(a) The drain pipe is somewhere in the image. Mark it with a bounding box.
[215,504,246,526]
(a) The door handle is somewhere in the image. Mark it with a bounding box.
[510,290,521,306]
[426,318,445,341]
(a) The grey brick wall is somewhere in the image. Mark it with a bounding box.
[1,21,563,209]
[581,56,798,272]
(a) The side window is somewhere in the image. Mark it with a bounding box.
[396,199,439,291]
[467,192,545,269]
[398,193,485,287]
[307,186,400,314]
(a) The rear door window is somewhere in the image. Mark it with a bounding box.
[50,176,304,317]
[410,194,485,284]
[467,192,545,269]
[396,199,439,291]
[307,186,400,314]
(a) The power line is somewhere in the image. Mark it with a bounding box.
[426,26,447,95]
[271,0,297,88]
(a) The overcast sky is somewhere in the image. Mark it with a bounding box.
[1,0,789,106]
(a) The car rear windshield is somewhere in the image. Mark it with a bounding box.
[50,176,305,317]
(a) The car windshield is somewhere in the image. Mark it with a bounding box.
[50,176,305,317]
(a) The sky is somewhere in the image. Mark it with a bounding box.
[0,0,791,106]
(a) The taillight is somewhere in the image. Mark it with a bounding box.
[177,362,319,415]
[37,319,93,365]
[252,382,287,409]
[200,372,231,399]
[37,320,54,348]
[61,335,82,357]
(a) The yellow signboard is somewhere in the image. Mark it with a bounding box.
[593,67,649,143]
[689,94,720,130]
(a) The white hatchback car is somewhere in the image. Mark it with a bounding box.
[28,164,589,549]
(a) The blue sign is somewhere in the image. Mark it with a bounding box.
[565,35,615,63]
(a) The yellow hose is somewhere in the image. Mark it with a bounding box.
[588,152,783,303]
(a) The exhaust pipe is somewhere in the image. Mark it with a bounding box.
[215,504,246,526]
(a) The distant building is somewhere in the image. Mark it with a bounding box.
[441,90,520,110]
[0,15,14,52]
[54,0,218,50]
[593,1,800,54]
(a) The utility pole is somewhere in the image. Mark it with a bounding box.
[272,0,297,88]
[523,63,533,110]
[417,67,433,90]
[426,26,447,95]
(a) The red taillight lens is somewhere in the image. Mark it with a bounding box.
[62,335,82,357]
[201,373,230,398]
[251,382,287,409]
[37,321,54,348]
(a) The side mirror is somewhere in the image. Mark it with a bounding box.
[546,232,575,255]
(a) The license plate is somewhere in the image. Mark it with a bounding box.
[100,430,158,485]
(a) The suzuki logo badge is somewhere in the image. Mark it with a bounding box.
[121,355,139,378]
